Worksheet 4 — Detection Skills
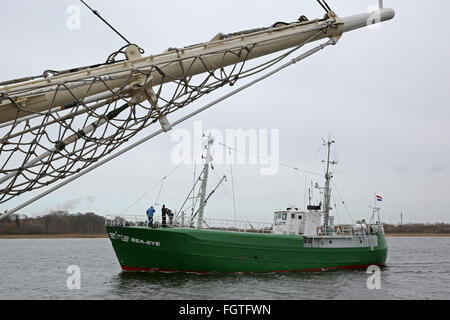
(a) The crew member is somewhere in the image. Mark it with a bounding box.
[162,205,167,227]
[169,209,174,226]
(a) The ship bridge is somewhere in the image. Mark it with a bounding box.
[273,205,321,236]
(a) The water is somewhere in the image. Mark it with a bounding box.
[0,237,449,300]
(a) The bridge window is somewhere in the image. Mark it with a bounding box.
[298,215,303,220]
[291,214,295,219]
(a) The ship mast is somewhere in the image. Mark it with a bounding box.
[322,139,337,227]
[197,135,214,230]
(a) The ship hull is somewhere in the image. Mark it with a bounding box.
[106,227,388,273]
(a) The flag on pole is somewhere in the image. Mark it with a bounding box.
[376,195,383,202]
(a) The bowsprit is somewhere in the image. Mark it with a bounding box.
[0,1,395,220]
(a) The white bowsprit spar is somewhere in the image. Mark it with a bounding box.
[0,1,395,220]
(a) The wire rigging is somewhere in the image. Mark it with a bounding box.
[0,28,330,205]
[154,178,166,207]
[120,141,203,215]
[218,142,323,177]
[80,0,134,46]
[331,179,354,223]
[210,168,253,227]
[1,25,339,219]
[228,147,238,225]
[317,0,333,13]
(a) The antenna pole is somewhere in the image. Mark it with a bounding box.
[197,135,214,230]
[323,139,336,227]
[374,193,377,210]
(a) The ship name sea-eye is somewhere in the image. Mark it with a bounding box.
[109,233,160,247]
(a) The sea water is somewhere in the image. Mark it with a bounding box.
[0,237,449,300]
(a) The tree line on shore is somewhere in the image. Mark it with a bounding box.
[0,211,106,235]
[0,211,449,235]
[383,223,450,234]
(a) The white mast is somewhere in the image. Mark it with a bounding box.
[322,139,337,227]
[197,135,214,229]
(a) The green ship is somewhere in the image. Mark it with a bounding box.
[106,138,388,273]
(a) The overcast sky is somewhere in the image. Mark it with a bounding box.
[1,0,449,224]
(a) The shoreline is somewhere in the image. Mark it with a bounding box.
[386,233,450,237]
[1,233,450,239]
[0,234,108,239]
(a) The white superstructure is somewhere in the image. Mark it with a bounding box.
[273,205,321,236]
[271,139,385,251]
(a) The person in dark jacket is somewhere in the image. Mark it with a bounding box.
[162,205,167,227]
[168,209,174,226]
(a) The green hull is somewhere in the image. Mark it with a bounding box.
[106,226,388,273]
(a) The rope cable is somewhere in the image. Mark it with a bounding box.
[120,141,203,215]
[218,142,323,177]
[80,0,134,46]
[228,147,238,225]
[331,179,354,223]
[1,35,337,219]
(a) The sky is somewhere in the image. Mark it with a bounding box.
[1,0,449,225]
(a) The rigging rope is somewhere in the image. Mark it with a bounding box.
[80,0,135,47]
[0,36,311,205]
[154,178,166,208]
[331,179,354,223]
[210,168,256,228]
[229,148,238,225]
[0,36,337,220]
[218,142,323,177]
[120,138,204,215]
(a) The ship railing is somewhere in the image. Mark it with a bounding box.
[105,215,179,228]
[105,215,273,234]
[318,224,385,237]
[105,215,148,227]
[192,217,273,234]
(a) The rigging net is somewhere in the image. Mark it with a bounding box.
[0,15,341,207]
